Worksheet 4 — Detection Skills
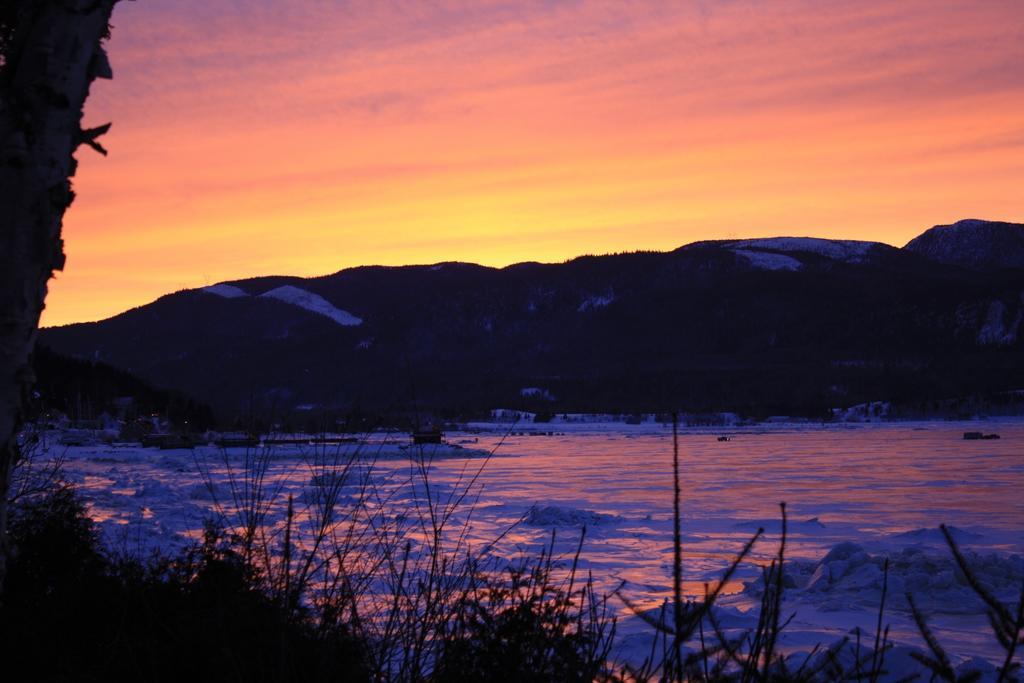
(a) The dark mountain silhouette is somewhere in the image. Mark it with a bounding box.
[905,219,1024,270]
[41,222,1024,419]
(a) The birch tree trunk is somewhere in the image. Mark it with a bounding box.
[0,0,117,592]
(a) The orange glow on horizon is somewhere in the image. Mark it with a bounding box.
[44,0,1024,327]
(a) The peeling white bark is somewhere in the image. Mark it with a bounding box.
[0,0,117,592]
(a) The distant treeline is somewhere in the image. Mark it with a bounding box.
[29,344,1024,432]
[32,345,216,430]
[501,349,1024,420]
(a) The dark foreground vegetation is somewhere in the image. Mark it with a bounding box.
[2,428,1021,682]
[3,488,367,681]
[0,486,613,682]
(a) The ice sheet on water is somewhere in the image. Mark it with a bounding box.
[731,516,828,534]
[797,642,1004,682]
[889,525,986,544]
[524,505,623,527]
[630,601,759,631]
[743,541,1024,615]
[133,480,173,499]
[792,643,987,683]
[187,482,218,501]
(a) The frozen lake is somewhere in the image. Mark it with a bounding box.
[39,419,1024,667]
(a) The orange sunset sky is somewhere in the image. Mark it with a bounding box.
[47,0,1024,327]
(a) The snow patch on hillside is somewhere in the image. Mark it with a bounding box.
[730,237,877,263]
[202,283,248,298]
[578,292,614,312]
[733,249,802,271]
[260,285,363,326]
[831,400,891,422]
[977,300,1021,346]
[520,387,555,401]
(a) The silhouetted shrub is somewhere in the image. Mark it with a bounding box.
[434,536,614,682]
[1,488,369,682]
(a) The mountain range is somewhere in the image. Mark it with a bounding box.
[40,219,1024,420]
